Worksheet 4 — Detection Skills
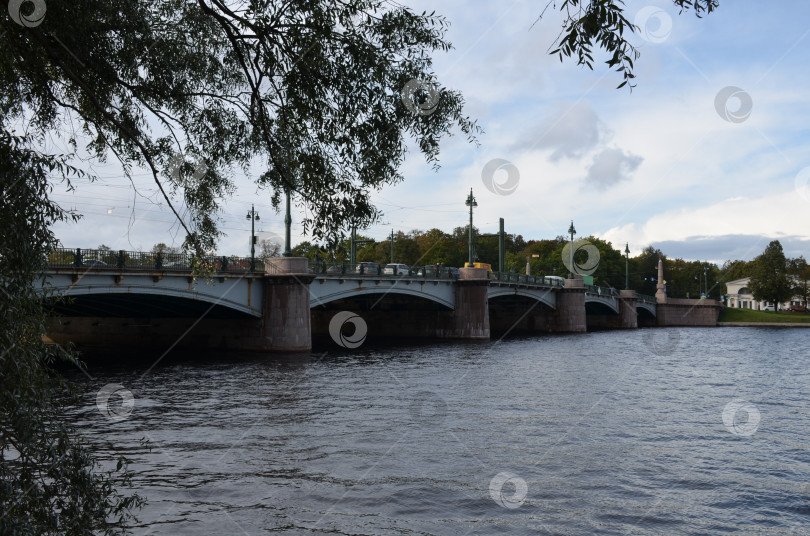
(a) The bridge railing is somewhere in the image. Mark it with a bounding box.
[489,272,565,288]
[47,248,265,273]
[636,293,657,305]
[585,284,620,297]
[311,261,458,278]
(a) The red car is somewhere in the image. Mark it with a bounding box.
[789,305,807,312]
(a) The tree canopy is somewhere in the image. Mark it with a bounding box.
[787,256,809,308]
[542,0,719,88]
[3,0,478,252]
[1,132,143,534]
[749,240,793,311]
[2,1,480,531]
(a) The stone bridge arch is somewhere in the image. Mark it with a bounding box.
[309,277,455,310]
[43,272,263,317]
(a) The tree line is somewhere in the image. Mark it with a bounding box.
[283,231,808,303]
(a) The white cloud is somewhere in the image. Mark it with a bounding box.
[600,187,810,259]
[511,101,609,161]
[585,148,643,190]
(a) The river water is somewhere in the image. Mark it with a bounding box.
[66,327,810,535]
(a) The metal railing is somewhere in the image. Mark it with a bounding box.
[585,284,620,297]
[636,293,657,304]
[311,262,458,279]
[489,272,566,288]
[47,248,265,273]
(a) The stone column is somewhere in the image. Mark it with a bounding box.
[618,289,638,329]
[263,257,315,351]
[655,258,667,303]
[446,267,490,339]
[550,275,586,332]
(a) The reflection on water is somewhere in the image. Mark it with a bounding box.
[65,328,810,535]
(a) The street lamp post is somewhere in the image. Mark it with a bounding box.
[499,218,505,274]
[568,220,576,279]
[246,204,260,271]
[624,242,630,290]
[465,188,477,267]
[390,229,396,264]
[350,225,357,267]
[703,263,708,297]
[283,189,292,257]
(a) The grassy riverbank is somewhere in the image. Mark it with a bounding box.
[719,308,810,323]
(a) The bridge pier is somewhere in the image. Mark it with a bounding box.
[654,262,721,326]
[618,290,638,329]
[550,277,586,332]
[262,258,315,351]
[438,267,490,339]
[655,298,721,326]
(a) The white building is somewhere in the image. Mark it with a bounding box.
[725,276,804,310]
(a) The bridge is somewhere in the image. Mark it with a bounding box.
[41,248,721,352]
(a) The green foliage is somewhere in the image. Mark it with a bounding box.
[749,240,793,311]
[787,256,810,307]
[1,132,143,534]
[2,0,479,253]
[719,259,756,293]
[542,0,718,87]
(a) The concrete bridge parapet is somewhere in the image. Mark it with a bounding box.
[656,298,721,327]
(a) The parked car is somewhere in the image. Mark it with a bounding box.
[355,261,380,274]
[416,265,439,277]
[326,264,344,274]
[416,265,455,277]
[82,259,107,267]
[762,304,775,311]
[383,263,410,275]
[164,261,191,270]
[789,304,807,312]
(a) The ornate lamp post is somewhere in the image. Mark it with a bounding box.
[246,205,260,271]
[625,242,630,289]
[465,188,477,267]
[283,189,292,257]
[568,220,576,278]
[703,262,709,298]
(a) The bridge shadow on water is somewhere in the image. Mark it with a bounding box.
[54,331,580,376]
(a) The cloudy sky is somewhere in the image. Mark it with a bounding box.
[50,0,810,263]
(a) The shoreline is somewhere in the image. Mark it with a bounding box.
[717,322,810,327]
